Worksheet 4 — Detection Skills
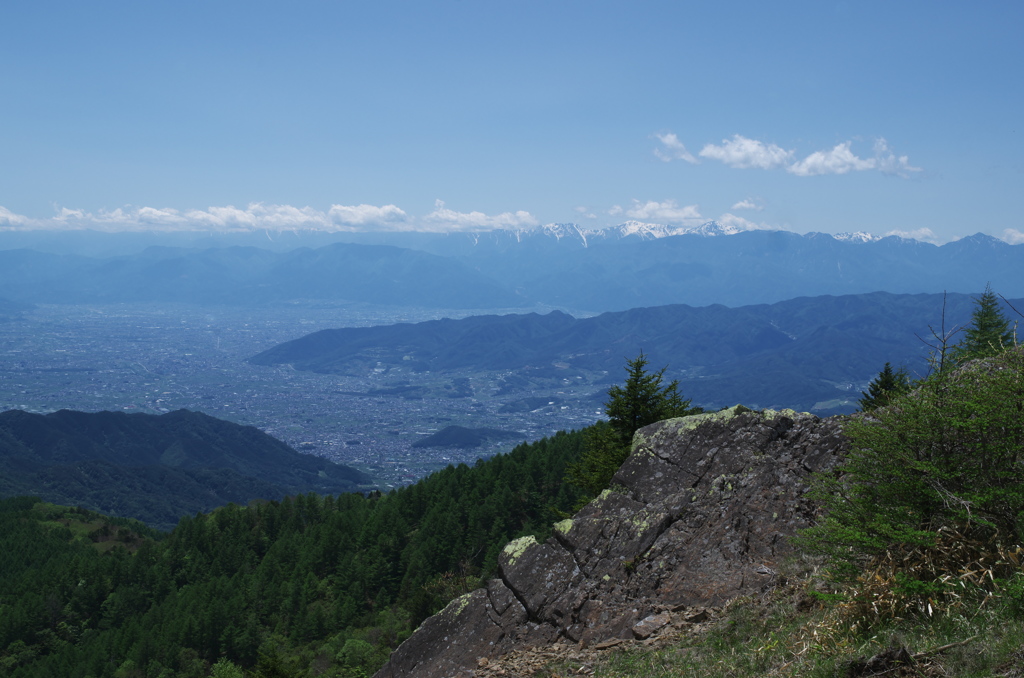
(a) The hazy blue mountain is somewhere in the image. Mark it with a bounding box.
[1,226,1021,311]
[0,408,373,529]
[427,229,1023,311]
[250,311,579,372]
[251,291,1019,414]
[0,242,526,309]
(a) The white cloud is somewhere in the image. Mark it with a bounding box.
[178,204,332,230]
[699,135,793,170]
[715,212,777,233]
[182,205,260,229]
[135,206,189,225]
[54,207,87,221]
[0,203,412,232]
[885,227,940,244]
[328,203,408,228]
[689,134,920,178]
[425,200,538,231]
[1001,228,1024,245]
[787,141,875,176]
[624,199,703,224]
[653,133,698,163]
[0,206,32,228]
[608,205,624,216]
[872,138,922,178]
[0,202,543,233]
[731,199,763,211]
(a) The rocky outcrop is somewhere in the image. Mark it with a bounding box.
[374,407,849,678]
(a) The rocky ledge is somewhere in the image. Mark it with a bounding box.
[374,407,849,678]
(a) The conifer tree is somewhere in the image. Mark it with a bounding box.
[568,352,701,498]
[858,362,911,411]
[952,283,1016,365]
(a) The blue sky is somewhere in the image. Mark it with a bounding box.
[1,1,1022,243]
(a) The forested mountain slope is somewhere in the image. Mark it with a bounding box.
[252,291,1019,413]
[0,408,371,530]
[0,429,586,677]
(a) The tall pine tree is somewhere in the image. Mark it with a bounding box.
[568,352,701,498]
[858,362,911,411]
[952,283,1016,365]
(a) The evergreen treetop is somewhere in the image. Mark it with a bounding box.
[604,352,696,446]
[952,283,1016,365]
[858,362,911,411]
[568,352,701,499]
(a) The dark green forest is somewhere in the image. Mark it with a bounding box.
[0,429,586,677]
[0,408,372,531]
[6,289,1019,678]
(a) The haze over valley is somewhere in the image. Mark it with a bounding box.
[5,4,1024,676]
[0,302,601,488]
[2,223,1021,493]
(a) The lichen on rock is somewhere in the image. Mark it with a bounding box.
[446,592,473,617]
[501,535,538,566]
[375,409,849,678]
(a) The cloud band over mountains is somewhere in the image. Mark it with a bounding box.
[1,200,777,236]
[0,202,540,234]
[2,202,1015,245]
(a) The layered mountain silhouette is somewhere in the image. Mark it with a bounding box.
[0,408,372,530]
[251,291,1018,414]
[0,243,524,309]
[0,228,1020,311]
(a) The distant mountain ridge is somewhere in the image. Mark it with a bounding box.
[424,228,1022,311]
[0,242,522,309]
[0,408,372,529]
[251,291,1020,414]
[0,226,1020,311]
[517,219,751,243]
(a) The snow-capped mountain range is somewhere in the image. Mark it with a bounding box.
[518,220,757,245]
[0,221,1020,312]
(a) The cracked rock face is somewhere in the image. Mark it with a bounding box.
[374,408,847,678]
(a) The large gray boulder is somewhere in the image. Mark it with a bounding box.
[375,407,848,677]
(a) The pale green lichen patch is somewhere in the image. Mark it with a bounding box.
[584,488,621,512]
[554,519,574,535]
[762,407,807,418]
[444,592,474,618]
[664,404,750,434]
[630,429,653,452]
[627,510,662,535]
[635,404,817,452]
[501,535,538,566]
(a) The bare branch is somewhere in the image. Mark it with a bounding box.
[916,291,962,375]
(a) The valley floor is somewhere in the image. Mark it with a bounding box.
[0,303,604,486]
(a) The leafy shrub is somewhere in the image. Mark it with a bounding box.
[797,348,1024,585]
